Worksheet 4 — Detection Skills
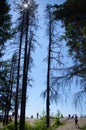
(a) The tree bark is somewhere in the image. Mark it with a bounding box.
[19,12,29,130]
[46,6,52,128]
[15,14,24,130]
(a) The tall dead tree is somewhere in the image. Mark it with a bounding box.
[44,5,63,128]
[46,5,52,128]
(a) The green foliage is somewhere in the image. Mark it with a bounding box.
[60,114,64,118]
[56,109,63,118]
[52,0,86,106]
[1,128,9,130]
[53,0,86,61]
[40,109,46,119]
[83,124,86,130]
[56,109,61,118]
[53,117,63,128]
[33,118,46,130]
[25,119,52,130]
[0,0,12,46]
[1,122,15,130]
[0,57,18,113]
[6,123,15,130]
[25,122,33,130]
[53,0,86,64]
[0,0,13,114]
[1,118,63,130]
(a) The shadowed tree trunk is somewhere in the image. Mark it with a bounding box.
[6,60,14,125]
[46,5,52,128]
[15,14,24,130]
[45,5,62,127]
[19,12,29,130]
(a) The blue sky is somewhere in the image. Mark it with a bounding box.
[9,0,86,118]
[25,0,86,118]
[25,0,67,118]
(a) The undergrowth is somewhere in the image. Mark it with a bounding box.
[82,124,86,130]
[1,117,63,130]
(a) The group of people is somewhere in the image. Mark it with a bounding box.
[68,114,79,128]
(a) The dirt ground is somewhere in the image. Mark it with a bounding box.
[55,118,86,130]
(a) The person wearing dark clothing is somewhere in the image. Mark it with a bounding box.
[75,114,79,128]
[37,113,39,119]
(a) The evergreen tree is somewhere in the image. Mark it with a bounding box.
[19,1,38,129]
[14,13,25,130]
[52,0,86,105]
[13,0,38,130]
[0,0,12,46]
[0,55,17,125]
[0,0,13,122]
[0,0,12,82]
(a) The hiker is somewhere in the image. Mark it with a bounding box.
[37,113,39,119]
[75,114,79,128]
[68,114,71,119]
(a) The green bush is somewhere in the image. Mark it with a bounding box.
[1,122,15,130]
[1,128,9,130]
[53,117,63,128]
[1,122,33,130]
[1,118,62,130]
[6,123,15,130]
[33,118,46,130]
[82,124,86,130]
[25,122,33,130]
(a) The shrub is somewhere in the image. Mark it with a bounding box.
[25,122,34,130]
[1,122,14,130]
[82,124,86,130]
[33,118,46,130]
[53,117,63,128]
[6,123,15,130]
[1,128,9,130]
[1,118,62,130]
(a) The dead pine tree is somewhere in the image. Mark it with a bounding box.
[42,4,63,128]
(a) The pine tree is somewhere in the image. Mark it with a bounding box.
[0,0,12,80]
[13,0,38,130]
[0,0,12,47]
[19,1,38,129]
[52,0,86,105]
[42,5,63,128]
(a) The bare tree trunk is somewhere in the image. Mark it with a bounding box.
[19,12,29,130]
[15,14,24,130]
[27,30,33,76]
[46,6,52,128]
[4,60,14,125]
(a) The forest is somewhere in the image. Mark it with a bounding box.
[0,0,86,130]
